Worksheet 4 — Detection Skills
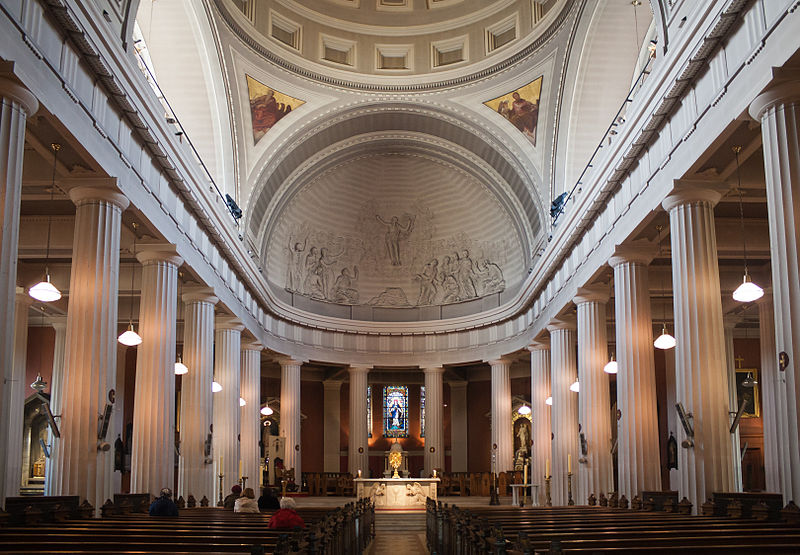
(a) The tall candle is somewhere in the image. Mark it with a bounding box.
[239,459,243,479]
[220,455,223,473]
[545,458,550,478]
[568,454,572,474]
[523,462,528,485]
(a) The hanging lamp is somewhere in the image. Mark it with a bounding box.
[29,144,63,303]
[653,223,676,350]
[569,379,579,393]
[261,405,274,416]
[545,396,553,406]
[517,405,531,415]
[118,223,142,346]
[212,380,222,393]
[603,354,618,374]
[731,145,764,303]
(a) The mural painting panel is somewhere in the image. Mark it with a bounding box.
[246,75,305,144]
[484,76,543,147]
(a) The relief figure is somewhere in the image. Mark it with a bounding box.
[414,259,439,305]
[376,214,415,266]
[285,236,307,292]
[331,266,359,304]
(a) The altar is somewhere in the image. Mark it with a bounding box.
[354,478,440,510]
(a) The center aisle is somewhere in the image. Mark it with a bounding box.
[368,511,428,555]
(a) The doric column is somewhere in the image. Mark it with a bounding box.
[130,246,183,497]
[723,318,743,492]
[213,317,244,501]
[489,358,513,474]
[3,289,31,498]
[750,83,800,502]
[663,184,735,511]
[44,316,67,496]
[323,380,343,473]
[449,381,469,473]
[0,76,38,508]
[240,341,262,491]
[528,341,550,505]
[348,365,370,475]
[279,358,302,479]
[574,286,613,503]
[547,318,577,506]
[609,245,662,500]
[53,186,128,510]
[424,366,445,476]
[758,293,789,498]
[177,288,218,501]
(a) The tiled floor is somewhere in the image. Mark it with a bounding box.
[368,532,428,554]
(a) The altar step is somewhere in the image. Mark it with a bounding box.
[374,511,426,532]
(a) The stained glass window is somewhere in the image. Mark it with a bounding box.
[420,386,426,438]
[383,385,409,438]
[367,385,372,438]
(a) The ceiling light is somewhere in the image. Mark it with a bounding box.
[240,397,246,406]
[29,276,61,302]
[30,374,47,392]
[741,372,758,388]
[545,396,552,406]
[733,272,764,303]
[518,405,531,415]
[118,323,143,346]
[261,406,274,416]
[654,325,676,350]
[174,354,188,375]
[603,354,618,374]
[570,380,579,393]
[212,381,222,393]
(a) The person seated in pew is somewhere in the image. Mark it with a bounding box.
[258,487,280,511]
[223,484,242,509]
[234,487,260,513]
[268,497,305,530]
[149,488,179,517]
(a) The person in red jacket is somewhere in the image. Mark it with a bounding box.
[268,497,305,530]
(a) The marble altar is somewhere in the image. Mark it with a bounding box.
[354,478,440,510]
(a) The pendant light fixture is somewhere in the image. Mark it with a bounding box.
[603,354,618,374]
[239,397,247,407]
[118,223,142,346]
[517,404,531,415]
[29,143,63,303]
[261,405,274,416]
[545,396,553,406]
[174,274,188,375]
[653,223,676,350]
[731,145,764,303]
[212,380,223,393]
[569,379,580,393]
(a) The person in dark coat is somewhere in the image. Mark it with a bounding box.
[149,488,179,517]
[268,497,305,530]
[223,484,242,509]
[258,487,280,510]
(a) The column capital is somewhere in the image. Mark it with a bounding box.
[182,287,218,305]
[488,357,513,368]
[662,180,728,212]
[749,80,800,121]
[67,181,129,212]
[547,315,577,332]
[323,379,344,389]
[348,365,371,374]
[276,357,303,368]
[136,244,183,267]
[242,341,264,352]
[448,380,468,389]
[0,73,39,116]
[722,315,740,330]
[47,315,68,330]
[215,316,245,332]
[15,286,33,306]
[573,284,610,305]
[609,241,656,268]
[423,366,445,375]
[528,339,550,351]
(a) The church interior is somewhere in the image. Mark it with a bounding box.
[1,0,800,552]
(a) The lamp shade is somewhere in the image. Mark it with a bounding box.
[654,325,676,350]
[174,358,188,375]
[212,381,222,393]
[545,396,553,406]
[733,274,764,303]
[603,357,618,374]
[239,397,246,406]
[118,324,142,346]
[261,406,274,416]
[518,405,531,415]
[29,276,61,302]
[569,380,579,392]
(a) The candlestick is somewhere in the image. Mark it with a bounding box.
[567,471,574,506]
[357,469,362,478]
[217,472,224,507]
[433,469,437,478]
[544,474,552,507]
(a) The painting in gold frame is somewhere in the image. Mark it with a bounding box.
[735,368,760,418]
[484,76,543,147]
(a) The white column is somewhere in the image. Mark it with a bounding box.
[177,288,218,501]
[758,293,788,497]
[279,358,302,479]
[44,316,67,496]
[609,244,662,500]
[663,184,735,511]
[0,76,38,508]
[213,317,244,501]
[54,186,128,510]
[489,358,513,474]
[348,365,370,476]
[574,286,614,503]
[424,366,445,476]
[750,84,800,502]
[449,381,469,473]
[240,341,262,491]
[723,319,743,492]
[547,318,577,506]
[4,289,31,497]
[323,380,343,473]
[528,341,551,505]
[130,247,182,497]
